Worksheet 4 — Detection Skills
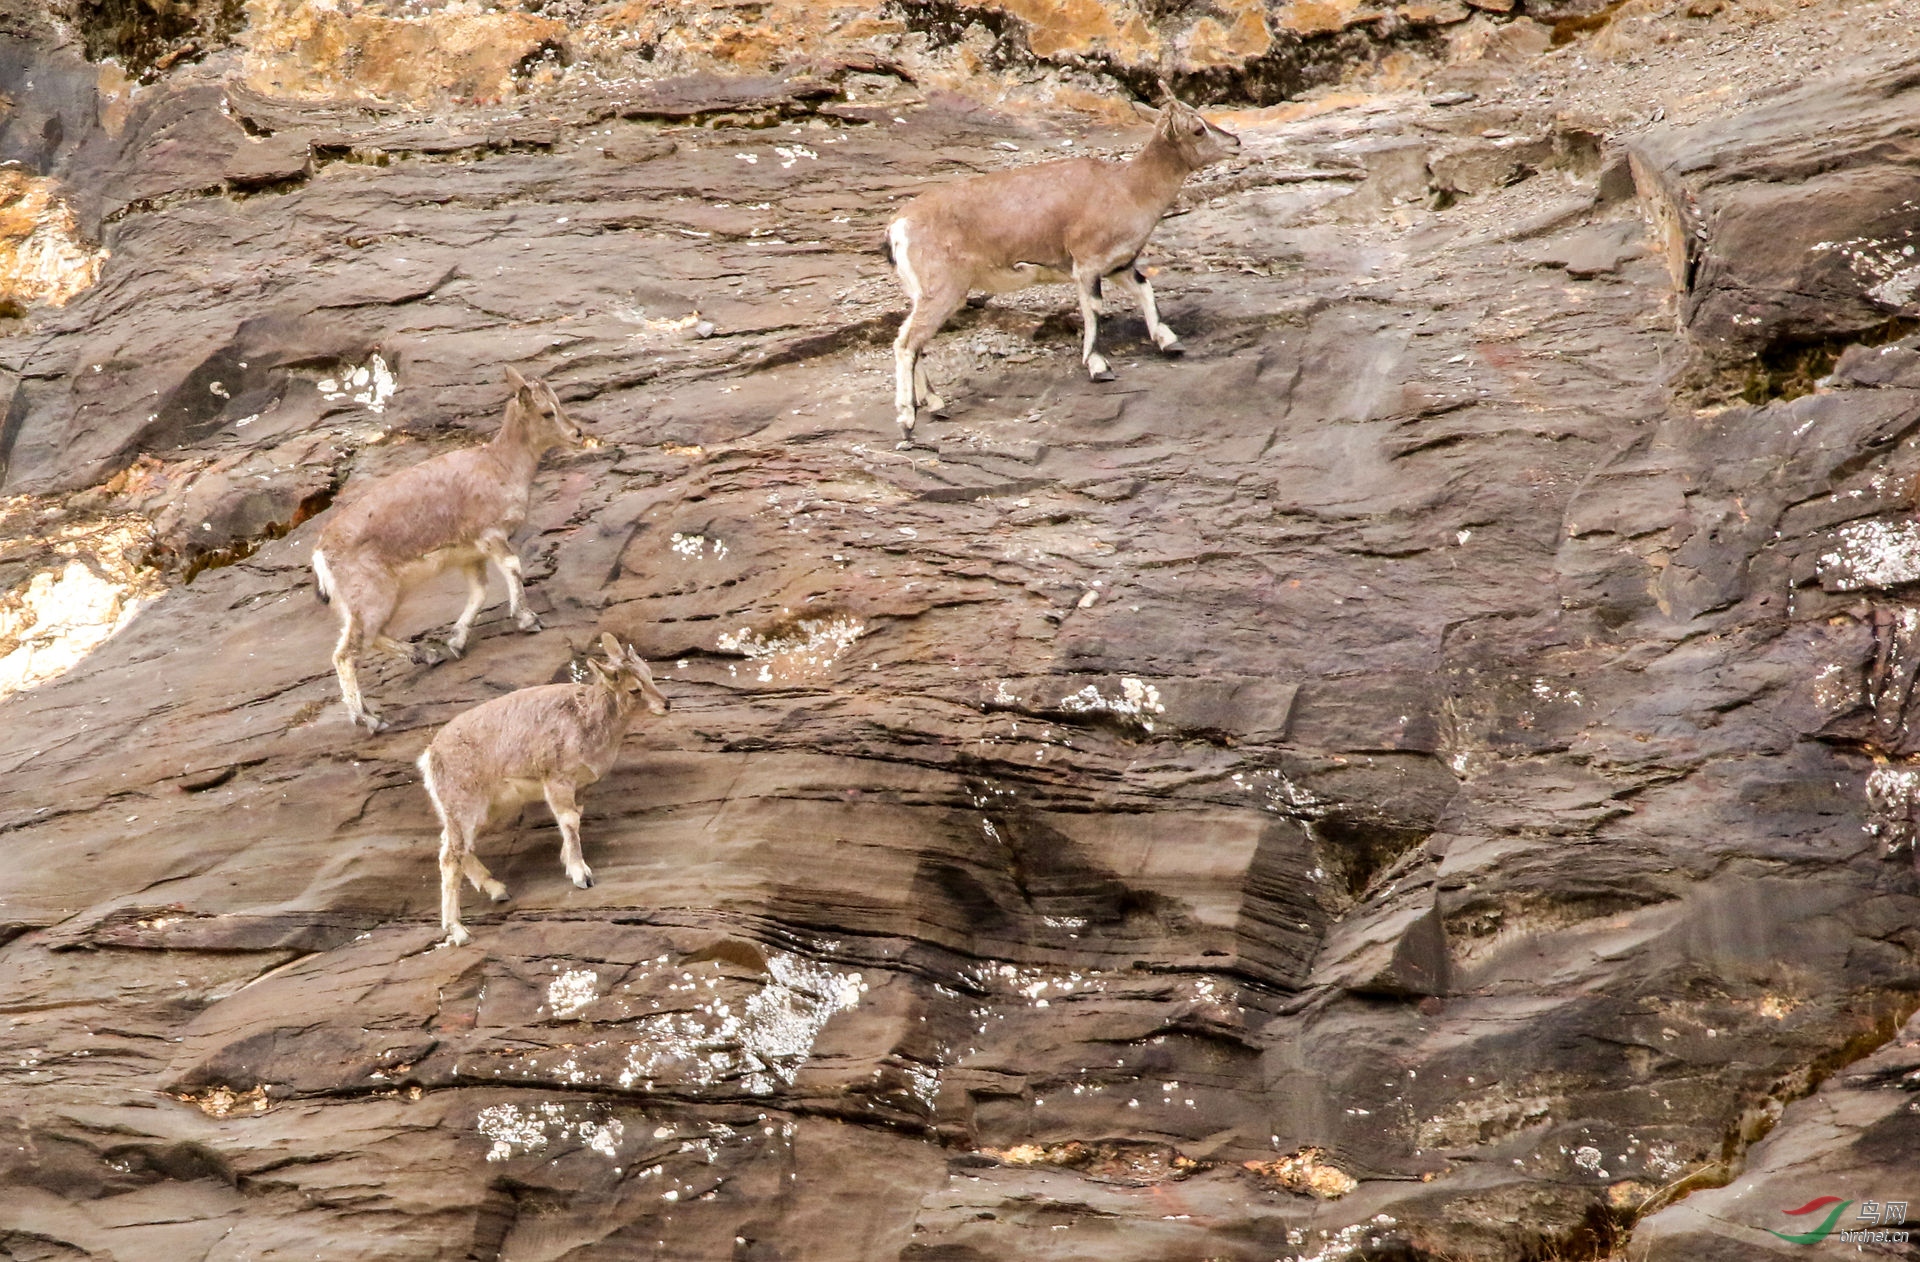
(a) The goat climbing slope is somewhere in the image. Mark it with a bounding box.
[311,366,586,732]
[418,633,671,947]
[884,84,1239,441]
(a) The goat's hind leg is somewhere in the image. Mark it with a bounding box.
[358,577,442,670]
[544,781,593,889]
[441,559,489,659]
[437,821,477,946]
[1072,264,1113,381]
[373,634,442,666]
[899,284,966,415]
[461,852,509,903]
[330,608,388,733]
[889,227,965,443]
[913,356,945,417]
[1108,265,1183,355]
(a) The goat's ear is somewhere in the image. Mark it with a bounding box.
[583,657,614,687]
[505,365,530,394]
[599,631,623,662]
[1157,76,1177,105]
[1130,99,1158,123]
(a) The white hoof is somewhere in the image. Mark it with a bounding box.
[570,868,594,890]
[1153,327,1183,353]
[485,880,509,903]
[516,613,543,634]
[445,924,471,947]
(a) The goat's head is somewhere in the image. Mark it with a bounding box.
[592,631,671,715]
[1152,80,1240,169]
[505,365,589,453]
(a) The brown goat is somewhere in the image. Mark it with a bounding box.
[884,85,1240,441]
[418,633,670,947]
[312,367,586,732]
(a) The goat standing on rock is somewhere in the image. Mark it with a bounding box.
[884,82,1240,442]
[312,367,586,732]
[420,633,670,947]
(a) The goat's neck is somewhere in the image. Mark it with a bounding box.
[488,402,548,484]
[1125,131,1198,211]
[598,684,643,731]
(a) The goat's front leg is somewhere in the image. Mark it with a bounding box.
[1072,265,1113,381]
[1107,266,1183,355]
[479,533,541,633]
[545,781,593,889]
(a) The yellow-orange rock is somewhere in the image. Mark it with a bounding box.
[241,0,568,104]
[0,171,107,311]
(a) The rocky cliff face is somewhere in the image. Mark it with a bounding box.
[5,1,1920,1259]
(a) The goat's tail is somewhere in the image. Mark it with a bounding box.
[880,226,894,268]
[417,747,444,818]
[312,549,333,605]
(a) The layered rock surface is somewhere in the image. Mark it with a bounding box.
[6,1,1920,1259]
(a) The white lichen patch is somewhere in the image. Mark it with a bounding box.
[670,532,730,562]
[961,962,1110,1009]
[1818,518,1920,591]
[1645,1140,1683,1179]
[1813,234,1920,309]
[717,615,863,683]
[546,968,601,1019]
[0,171,108,308]
[580,1117,625,1158]
[613,952,866,1095]
[1813,660,1862,714]
[316,354,396,414]
[1056,677,1166,732]
[480,1101,563,1160]
[905,1062,941,1110]
[477,1100,628,1163]
[1229,767,1332,818]
[1865,762,1920,854]
[1287,1214,1400,1262]
[1529,678,1584,706]
[0,512,162,700]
